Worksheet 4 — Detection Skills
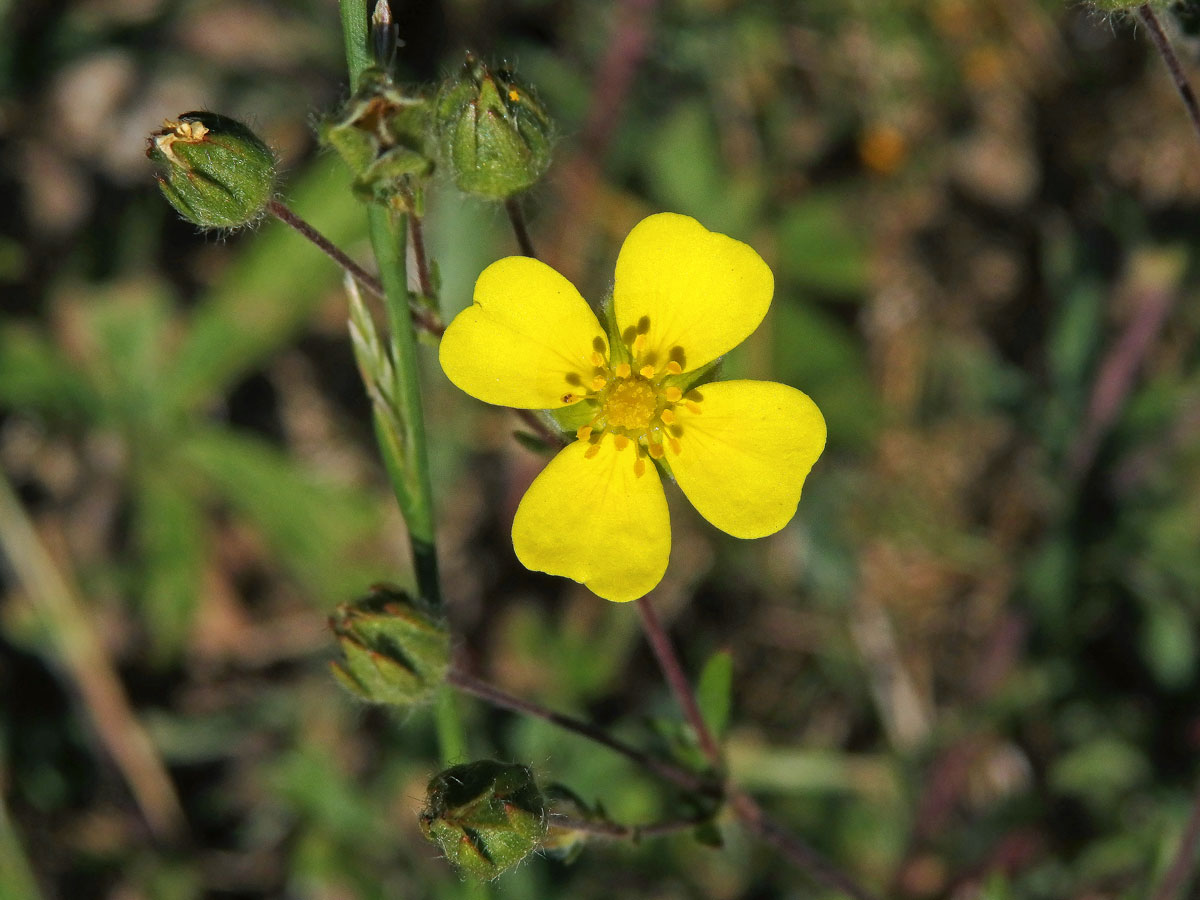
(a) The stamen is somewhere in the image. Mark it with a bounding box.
[576,425,593,442]
[615,363,632,378]
[666,361,683,374]
[591,375,608,390]
[639,365,655,379]
[659,408,675,425]
[584,443,601,459]
[685,401,703,415]
[669,437,682,455]
[664,387,683,402]
[632,334,647,354]
[590,351,605,367]
[614,435,630,451]
[648,442,664,459]
[633,458,646,478]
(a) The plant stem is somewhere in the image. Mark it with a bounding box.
[268,200,444,337]
[366,204,441,604]
[635,597,723,766]
[1139,4,1200,143]
[1151,778,1200,900]
[407,207,436,302]
[446,667,721,798]
[550,811,711,840]
[504,196,537,257]
[634,597,881,900]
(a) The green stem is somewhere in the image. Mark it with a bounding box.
[339,0,372,89]
[367,204,441,603]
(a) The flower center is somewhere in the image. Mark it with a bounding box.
[564,328,701,477]
[603,377,657,430]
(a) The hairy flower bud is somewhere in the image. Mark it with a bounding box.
[319,67,433,205]
[328,585,449,706]
[147,112,276,228]
[420,760,547,879]
[435,55,554,200]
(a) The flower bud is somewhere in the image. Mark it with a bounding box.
[319,67,433,204]
[434,55,554,200]
[328,585,449,706]
[419,760,547,880]
[147,112,276,228]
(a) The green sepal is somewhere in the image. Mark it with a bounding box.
[434,54,554,200]
[147,112,276,229]
[319,66,434,204]
[328,584,450,706]
[419,760,548,880]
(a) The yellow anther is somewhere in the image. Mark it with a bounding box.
[639,365,656,379]
[590,351,605,367]
[633,458,646,478]
[508,89,520,101]
[664,387,683,402]
[648,442,664,459]
[614,435,630,450]
[666,361,683,375]
[669,437,682,455]
[584,443,601,459]
[632,334,647,354]
[615,363,632,378]
[659,408,675,425]
[591,375,608,390]
[576,425,593,442]
[685,401,703,415]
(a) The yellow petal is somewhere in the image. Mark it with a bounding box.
[667,380,825,539]
[612,213,773,373]
[512,436,670,602]
[439,256,607,409]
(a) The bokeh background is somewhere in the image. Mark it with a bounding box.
[3,0,1200,897]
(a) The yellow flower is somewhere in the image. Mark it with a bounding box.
[439,213,827,602]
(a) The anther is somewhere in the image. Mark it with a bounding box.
[576,425,593,442]
[669,437,682,455]
[584,444,601,459]
[639,365,655,379]
[666,361,683,375]
[590,351,605,367]
[615,363,632,378]
[685,401,703,415]
[632,334,647,354]
[659,408,675,425]
[648,442,664,459]
[614,435,630,451]
[633,458,646,478]
[664,387,683,402]
[591,375,607,390]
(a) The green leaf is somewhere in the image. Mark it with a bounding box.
[133,462,208,662]
[0,323,96,422]
[777,193,869,296]
[696,650,733,740]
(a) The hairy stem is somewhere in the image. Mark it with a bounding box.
[504,196,537,257]
[635,597,724,766]
[635,597,882,900]
[550,811,711,841]
[446,667,721,798]
[268,200,444,337]
[1139,4,1200,143]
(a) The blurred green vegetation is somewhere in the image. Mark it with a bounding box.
[3,0,1200,898]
